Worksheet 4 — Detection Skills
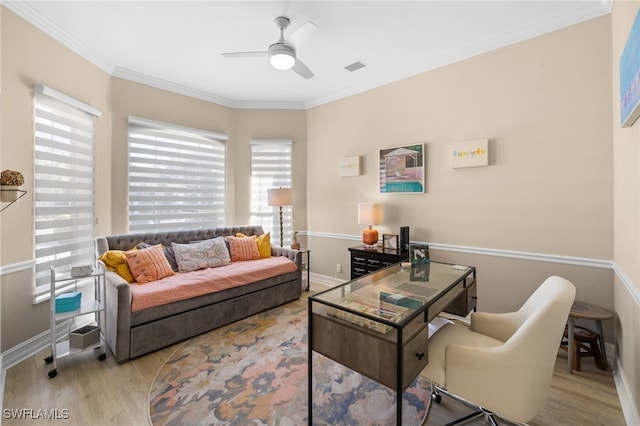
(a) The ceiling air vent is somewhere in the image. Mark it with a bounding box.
[344,61,365,72]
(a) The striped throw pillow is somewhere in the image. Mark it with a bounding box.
[225,236,261,262]
[124,244,174,283]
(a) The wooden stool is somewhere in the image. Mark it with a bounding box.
[566,300,613,374]
[560,325,605,371]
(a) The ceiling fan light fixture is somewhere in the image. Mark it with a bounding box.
[269,44,296,70]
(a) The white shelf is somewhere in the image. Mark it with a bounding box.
[47,263,107,377]
[54,336,105,360]
[55,300,105,322]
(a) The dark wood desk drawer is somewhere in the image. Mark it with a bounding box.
[429,281,465,323]
[349,246,409,280]
[352,255,368,265]
[403,326,429,390]
[444,279,477,317]
[352,266,367,277]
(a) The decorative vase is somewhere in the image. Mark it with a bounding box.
[1,186,21,202]
[290,231,300,250]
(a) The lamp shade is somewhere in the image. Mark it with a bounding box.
[358,203,383,226]
[268,187,294,206]
[358,203,383,248]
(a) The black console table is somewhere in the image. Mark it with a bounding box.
[349,245,409,279]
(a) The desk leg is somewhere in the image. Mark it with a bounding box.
[306,252,310,291]
[567,318,575,374]
[595,320,608,369]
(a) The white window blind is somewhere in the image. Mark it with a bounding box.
[250,139,292,245]
[128,117,227,232]
[33,85,100,302]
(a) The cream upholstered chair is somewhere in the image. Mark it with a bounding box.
[421,276,576,425]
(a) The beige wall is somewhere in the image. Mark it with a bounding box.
[110,78,236,234]
[305,12,617,340]
[611,0,640,417]
[0,9,112,351]
[307,15,612,260]
[233,109,307,231]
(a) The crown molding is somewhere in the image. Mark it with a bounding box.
[5,0,612,111]
[3,1,116,75]
[112,67,235,107]
[112,67,306,110]
[306,0,613,109]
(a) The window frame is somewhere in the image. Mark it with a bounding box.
[249,139,293,246]
[127,116,228,233]
[33,84,101,303]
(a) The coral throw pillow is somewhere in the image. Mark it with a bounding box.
[124,244,175,283]
[236,232,271,258]
[99,249,136,283]
[172,237,231,272]
[226,236,261,261]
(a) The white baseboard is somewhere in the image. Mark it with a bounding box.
[614,354,640,426]
[309,272,345,288]
[1,317,94,375]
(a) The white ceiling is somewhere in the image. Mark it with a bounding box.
[6,1,612,109]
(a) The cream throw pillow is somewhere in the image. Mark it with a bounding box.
[172,237,231,272]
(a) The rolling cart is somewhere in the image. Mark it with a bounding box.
[44,262,107,378]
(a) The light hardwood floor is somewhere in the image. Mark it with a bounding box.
[2,283,626,425]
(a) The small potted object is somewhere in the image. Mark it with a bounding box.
[1,169,25,202]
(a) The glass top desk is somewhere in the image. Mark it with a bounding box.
[308,261,476,425]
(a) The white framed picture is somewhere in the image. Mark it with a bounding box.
[338,156,361,177]
[450,139,489,169]
[379,144,425,193]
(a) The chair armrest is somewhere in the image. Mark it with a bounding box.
[470,311,519,342]
[445,339,552,423]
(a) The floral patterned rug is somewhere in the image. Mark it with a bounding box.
[148,305,432,425]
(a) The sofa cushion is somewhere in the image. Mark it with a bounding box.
[124,244,175,283]
[129,256,298,314]
[226,236,261,261]
[99,249,136,283]
[172,237,231,272]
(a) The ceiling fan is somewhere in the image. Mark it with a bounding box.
[221,16,318,79]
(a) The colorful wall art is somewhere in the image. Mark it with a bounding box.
[379,144,425,193]
[338,156,361,177]
[450,139,489,169]
[620,9,640,127]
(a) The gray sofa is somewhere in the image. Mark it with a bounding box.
[95,225,302,363]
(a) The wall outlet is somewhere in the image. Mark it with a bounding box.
[336,264,342,273]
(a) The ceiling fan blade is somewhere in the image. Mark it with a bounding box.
[221,51,268,58]
[287,22,319,48]
[292,59,314,79]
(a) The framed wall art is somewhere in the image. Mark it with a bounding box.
[379,144,425,193]
[621,9,640,127]
[338,156,361,177]
[409,243,430,265]
[450,139,489,168]
[382,233,399,251]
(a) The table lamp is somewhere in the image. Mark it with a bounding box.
[268,187,293,247]
[358,202,383,249]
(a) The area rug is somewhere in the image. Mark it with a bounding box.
[149,305,432,425]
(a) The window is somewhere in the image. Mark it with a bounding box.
[128,117,228,232]
[250,139,292,245]
[33,85,101,302]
